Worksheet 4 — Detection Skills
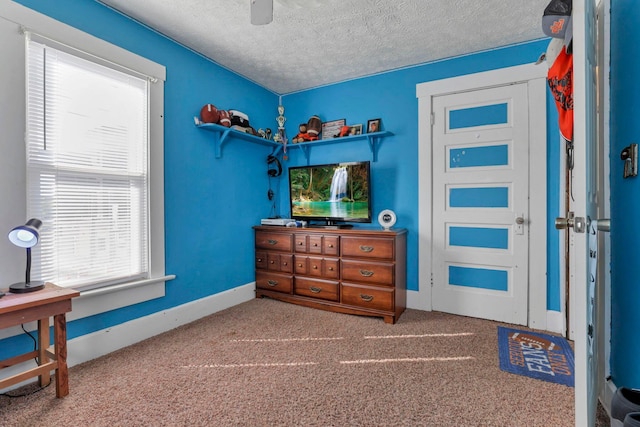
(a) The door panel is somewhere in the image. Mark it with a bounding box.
[432,83,529,325]
[571,0,599,425]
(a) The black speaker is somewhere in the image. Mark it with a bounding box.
[267,155,282,177]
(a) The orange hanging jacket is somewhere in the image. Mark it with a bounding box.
[547,45,574,142]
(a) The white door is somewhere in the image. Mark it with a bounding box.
[569,1,600,425]
[431,83,529,325]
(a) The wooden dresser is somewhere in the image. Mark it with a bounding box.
[253,226,406,324]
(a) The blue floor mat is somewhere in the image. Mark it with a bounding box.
[497,326,574,387]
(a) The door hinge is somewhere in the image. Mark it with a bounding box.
[430,112,434,126]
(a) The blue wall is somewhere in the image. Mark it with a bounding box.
[281,40,560,307]
[610,0,640,388]
[3,0,563,361]
[6,0,279,354]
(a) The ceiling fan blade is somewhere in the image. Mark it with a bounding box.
[251,0,273,25]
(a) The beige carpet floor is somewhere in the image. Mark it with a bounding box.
[1,298,608,426]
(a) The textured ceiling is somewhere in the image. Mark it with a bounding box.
[97,0,550,94]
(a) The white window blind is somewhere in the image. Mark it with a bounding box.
[26,37,150,291]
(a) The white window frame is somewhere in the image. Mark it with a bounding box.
[1,1,173,320]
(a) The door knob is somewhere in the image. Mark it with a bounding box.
[555,211,586,233]
[555,217,574,230]
[515,214,525,235]
[596,219,610,232]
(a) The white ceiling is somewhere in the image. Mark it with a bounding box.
[97,0,551,94]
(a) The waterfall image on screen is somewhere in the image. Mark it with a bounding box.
[329,167,348,202]
[289,161,371,224]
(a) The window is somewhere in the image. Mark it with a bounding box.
[25,32,163,292]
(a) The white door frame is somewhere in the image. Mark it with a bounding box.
[596,0,614,411]
[416,63,550,330]
[573,0,603,423]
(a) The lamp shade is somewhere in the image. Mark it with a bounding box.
[8,218,41,248]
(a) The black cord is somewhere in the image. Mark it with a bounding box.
[0,381,51,398]
[21,323,39,364]
[0,324,51,398]
[268,175,279,218]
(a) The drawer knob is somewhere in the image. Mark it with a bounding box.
[360,269,374,277]
[268,239,278,245]
[297,263,303,267]
[310,286,322,293]
[360,294,374,302]
[270,260,275,264]
[328,267,334,271]
[298,241,303,245]
[257,258,263,262]
[328,244,334,248]
[359,245,374,253]
[313,243,318,247]
[282,262,288,266]
[267,280,278,287]
[313,265,318,269]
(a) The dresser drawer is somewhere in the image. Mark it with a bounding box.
[297,234,340,255]
[341,236,394,260]
[323,235,339,256]
[341,259,394,286]
[341,283,394,312]
[295,256,340,279]
[309,235,323,254]
[255,251,267,270]
[267,253,280,270]
[294,255,308,275]
[294,234,308,253]
[255,271,292,293]
[295,277,339,301]
[279,254,293,273]
[265,253,293,273]
[255,231,293,252]
[307,256,324,277]
[323,258,340,279]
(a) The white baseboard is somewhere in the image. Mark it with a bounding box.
[67,282,255,366]
[406,291,565,336]
[603,378,617,420]
[546,309,565,334]
[406,289,430,311]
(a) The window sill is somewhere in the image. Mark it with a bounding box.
[66,275,176,322]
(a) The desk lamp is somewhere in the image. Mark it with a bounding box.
[8,218,45,293]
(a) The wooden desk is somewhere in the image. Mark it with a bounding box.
[0,283,79,397]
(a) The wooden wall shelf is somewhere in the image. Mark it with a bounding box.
[288,131,393,164]
[196,122,279,158]
[196,121,392,162]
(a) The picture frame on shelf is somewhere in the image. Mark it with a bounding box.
[321,119,346,140]
[349,124,363,136]
[367,118,381,133]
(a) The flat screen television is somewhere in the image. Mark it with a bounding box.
[288,161,371,228]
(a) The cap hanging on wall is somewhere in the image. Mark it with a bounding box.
[542,0,573,49]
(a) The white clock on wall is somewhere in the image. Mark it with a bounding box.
[377,209,397,230]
